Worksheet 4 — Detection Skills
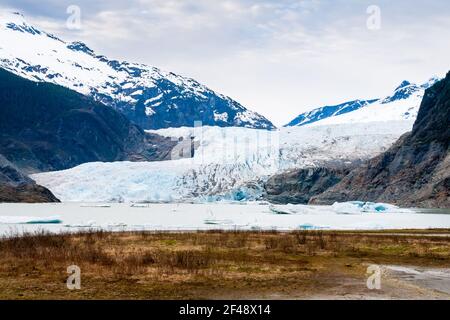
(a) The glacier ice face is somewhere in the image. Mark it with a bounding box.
[32,160,191,203]
[201,182,266,202]
[32,121,414,203]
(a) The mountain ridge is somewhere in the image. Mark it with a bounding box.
[0,11,275,130]
[285,99,379,127]
[285,77,440,127]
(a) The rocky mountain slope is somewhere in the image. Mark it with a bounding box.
[0,68,176,173]
[285,78,439,127]
[0,155,58,202]
[0,11,274,130]
[311,73,450,208]
[264,166,353,204]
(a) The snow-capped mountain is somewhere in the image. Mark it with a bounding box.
[0,11,274,130]
[285,77,440,127]
[285,99,378,127]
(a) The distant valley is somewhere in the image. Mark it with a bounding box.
[0,11,448,208]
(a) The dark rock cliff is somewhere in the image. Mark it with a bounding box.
[0,69,176,173]
[264,166,352,204]
[0,155,58,202]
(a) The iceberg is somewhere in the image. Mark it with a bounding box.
[130,204,150,208]
[331,201,409,214]
[269,205,299,215]
[297,223,324,230]
[0,215,62,224]
[203,219,234,225]
[80,204,111,208]
[64,220,97,228]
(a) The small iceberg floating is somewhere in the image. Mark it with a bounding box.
[204,207,235,225]
[0,215,62,224]
[64,220,97,228]
[269,205,298,215]
[331,201,408,215]
[297,223,327,230]
[130,204,150,208]
[298,223,316,230]
[80,204,111,208]
[108,222,127,228]
[204,219,234,225]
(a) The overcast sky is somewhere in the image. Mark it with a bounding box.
[1,0,449,125]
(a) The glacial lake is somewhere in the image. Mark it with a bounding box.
[0,202,449,236]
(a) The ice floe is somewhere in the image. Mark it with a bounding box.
[0,215,62,224]
[331,201,412,214]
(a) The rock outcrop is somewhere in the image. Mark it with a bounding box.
[264,166,352,204]
[0,155,59,202]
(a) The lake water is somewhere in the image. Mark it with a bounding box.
[0,202,449,236]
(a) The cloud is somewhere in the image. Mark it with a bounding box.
[1,0,450,125]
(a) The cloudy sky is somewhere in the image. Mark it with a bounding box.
[1,0,449,125]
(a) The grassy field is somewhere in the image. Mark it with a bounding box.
[0,229,449,299]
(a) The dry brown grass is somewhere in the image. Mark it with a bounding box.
[0,229,449,299]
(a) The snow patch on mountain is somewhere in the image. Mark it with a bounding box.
[286,77,440,127]
[285,99,378,127]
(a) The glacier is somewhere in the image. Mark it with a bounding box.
[32,121,414,202]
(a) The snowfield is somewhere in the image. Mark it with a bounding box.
[308,91,423,126]
[32,121,414,203]
[285,78,440,127]
[0,202,449,236]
